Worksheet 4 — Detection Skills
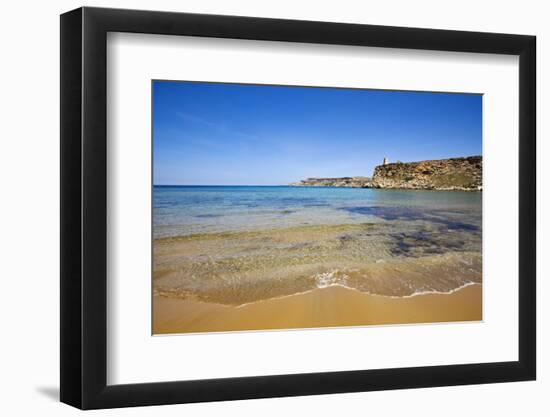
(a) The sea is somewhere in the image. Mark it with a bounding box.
[153,185,482,304]
[154,185,481,237]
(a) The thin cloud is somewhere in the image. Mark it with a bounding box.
[177,111,257,140]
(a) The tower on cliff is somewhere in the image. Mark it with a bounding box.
[383,157,389,165]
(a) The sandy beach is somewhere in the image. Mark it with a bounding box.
[153,188,482,335]
[153,283,481,334]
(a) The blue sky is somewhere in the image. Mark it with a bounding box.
[153,81,482,185]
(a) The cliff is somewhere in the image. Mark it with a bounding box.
[291,156,482,191]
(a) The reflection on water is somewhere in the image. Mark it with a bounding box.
[153,186,481,305]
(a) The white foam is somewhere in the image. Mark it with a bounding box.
[234,280,481,308]
[314,270,351,289]
[388,281,479,299]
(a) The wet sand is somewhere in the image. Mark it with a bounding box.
[153,283,482,334]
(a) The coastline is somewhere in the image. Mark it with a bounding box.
[290,155,482,191]
[289,184,482,192]
[153,187,482,334]
[153,283,482,335]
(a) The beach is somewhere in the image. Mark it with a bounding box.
[153,185,482,334]
[154,283,482,334]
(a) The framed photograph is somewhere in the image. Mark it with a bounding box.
[60,7,536,409]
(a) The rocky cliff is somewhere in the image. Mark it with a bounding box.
[291,156,482,191]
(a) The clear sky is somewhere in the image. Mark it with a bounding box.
[153,81,482,185]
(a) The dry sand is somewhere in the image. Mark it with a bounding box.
[153,283,482,335]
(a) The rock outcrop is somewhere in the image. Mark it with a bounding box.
[291,156,482,191]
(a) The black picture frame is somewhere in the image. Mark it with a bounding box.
[60,6,536,410]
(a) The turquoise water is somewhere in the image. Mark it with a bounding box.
[153,185,482,303]
[153,185,481,239]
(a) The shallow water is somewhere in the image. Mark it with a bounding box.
[154,186,481,237]
[153,186,482,304]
